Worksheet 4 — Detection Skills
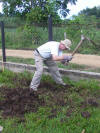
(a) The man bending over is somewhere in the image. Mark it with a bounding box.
[30,39,72,92]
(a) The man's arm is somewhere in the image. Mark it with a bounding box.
[52,54,73,62]
[52,55,64,61]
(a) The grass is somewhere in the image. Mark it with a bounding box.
[0,70,100,133]
[0,56,100,73]
[2,108,100,133]
[0,56,34,65]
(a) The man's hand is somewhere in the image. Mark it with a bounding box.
[61,60,69,65]
[61,60,66,64]
[61,55,73,65]
[63,55,73,62]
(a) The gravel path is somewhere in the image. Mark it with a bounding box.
[0,49,100,68]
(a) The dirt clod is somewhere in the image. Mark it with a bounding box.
[81,111,91,118]
[88,98,99,107]
[0,87,45,118]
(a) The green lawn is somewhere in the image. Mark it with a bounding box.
[0,70,100,133]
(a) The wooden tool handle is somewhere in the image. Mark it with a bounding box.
[72,39,83,56]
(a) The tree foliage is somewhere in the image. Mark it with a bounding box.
[26,6,61,24]
[1,0,31,17]
[1,0,77,18]
[79,6,100,18]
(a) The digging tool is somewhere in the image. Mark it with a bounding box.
[72,35,98,56]
[62,35,85,65]
[72,35,85,56]
[85,36,97,47]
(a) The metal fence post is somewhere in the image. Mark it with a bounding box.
[0,21,6,62]
[48,15,53,41]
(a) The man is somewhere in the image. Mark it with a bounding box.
[30,39,73,91]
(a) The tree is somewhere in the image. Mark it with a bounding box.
[1,0,77,18]
[1,0,31,17]
[26,5,62,24]
[79,6,100,28]
[79,6,100,18]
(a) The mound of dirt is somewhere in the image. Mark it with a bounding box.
[0,82,71,118]
[0,81,99,119]
[0,87,44,118]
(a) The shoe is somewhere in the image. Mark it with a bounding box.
[0,84,4,87]
[62,83,66,86]
[30,88,37,92]
[29,88,38,96]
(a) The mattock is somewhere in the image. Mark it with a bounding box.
[67,34,96,62]
[64,34,86,65]
[63,31,97,65]
[71,29,97,56]
[71,34,86,56]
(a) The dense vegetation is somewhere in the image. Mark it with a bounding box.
[79,6,100,18]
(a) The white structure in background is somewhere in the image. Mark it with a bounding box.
[0,126,3,132]
[0,3,3,13]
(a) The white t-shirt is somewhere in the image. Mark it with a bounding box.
[37,41,63,59]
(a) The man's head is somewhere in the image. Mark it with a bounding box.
[60,39,72,50]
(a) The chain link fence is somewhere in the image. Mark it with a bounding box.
[0,16,100,73]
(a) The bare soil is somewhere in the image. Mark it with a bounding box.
[0,79,99,119]
[0,49,100,68]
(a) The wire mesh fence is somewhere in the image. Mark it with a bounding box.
[0,16,100,73]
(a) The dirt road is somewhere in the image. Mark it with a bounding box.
[0,49,100,68]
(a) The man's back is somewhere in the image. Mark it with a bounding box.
[37,41,62,58]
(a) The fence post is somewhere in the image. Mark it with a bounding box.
[48,15,53,41]
[0,21,6,62]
